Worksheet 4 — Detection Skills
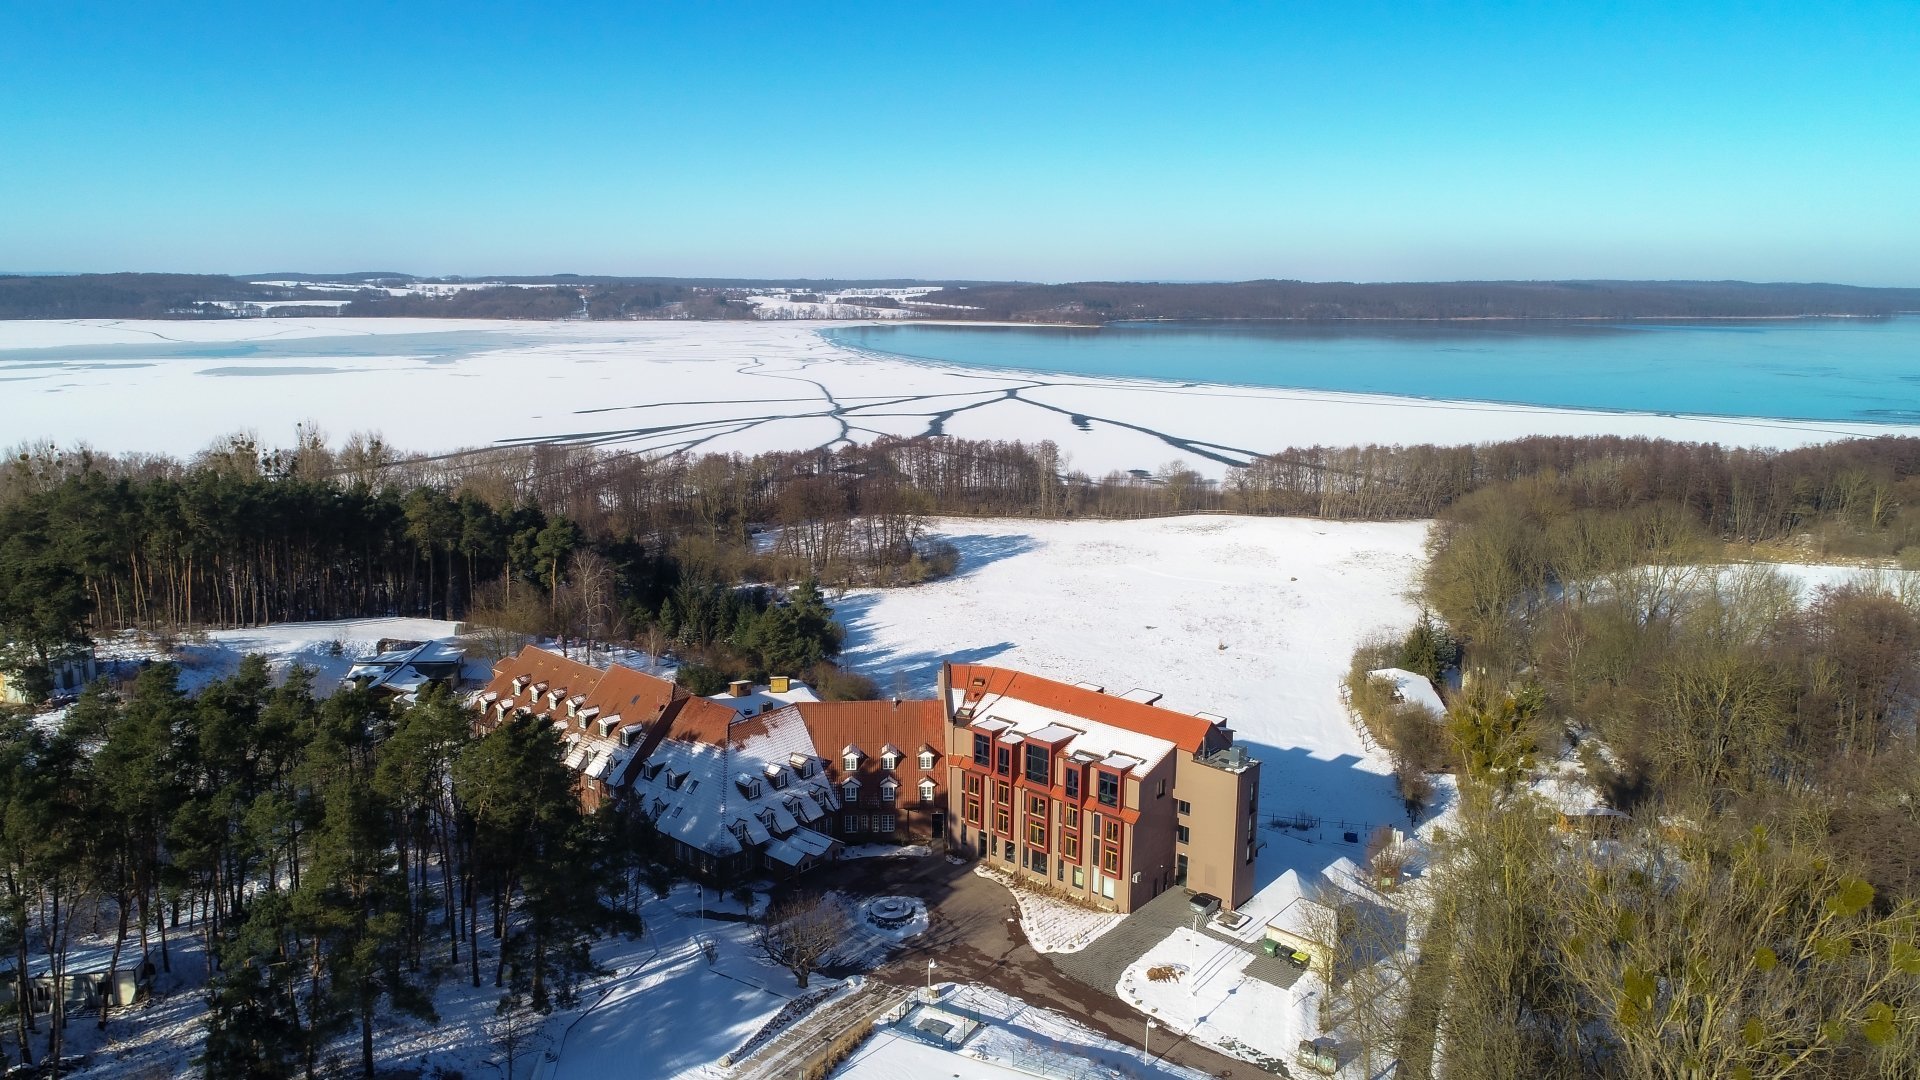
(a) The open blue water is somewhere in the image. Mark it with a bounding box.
[825,318,1920,423]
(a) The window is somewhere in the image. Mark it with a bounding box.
[1030,851,1048,876]
[877,813,895,833]
[973,733,991,765]
[1101,847,1120,874]
[964,796,983,825]
[1072,866,1084,888]
[843,814,862,833]
[965,774,983,796]
[1176,799,1192,816]
[1062,806,1079,830]
[881,752,899,771]
[1002,840,1015,862]
[1027,819,1047,847]
[995,781,1010,805]
[1177,824,1190,845]
[1063,768,1079,801]
[841,780,861,801]
[994,807,1011,835]
[1061,834,1079,861]
[1024,744,1049,784]
[1027,794,1047,817]
[879,780,898,803]
[843,754,861,773]
[1175,853,1188,885]
[918,749,936,770]
[996,746,1011,776]
[1246,838,1256,864]
[1104,819,1122,843]
[1157,778,1167,798]
[1249,795,1258,813]
[1097,771,1120,808]
[919,778,936,803]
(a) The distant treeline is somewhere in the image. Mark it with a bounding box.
[7,273,1920,321]
[909,279,1920,322]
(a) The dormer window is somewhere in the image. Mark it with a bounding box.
[918,749,936,771]
[843,753,861,773]
[769,769,789,789]
[512,676,529,695]
[879,779,898,803]
[919,778,937,803]
[880,744,901,771]
[841,779,861,801]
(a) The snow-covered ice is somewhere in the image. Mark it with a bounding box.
[5,318,1910,480]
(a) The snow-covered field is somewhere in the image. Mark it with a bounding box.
[91,616,481,694]
[6,318,1910,480]
[841,515,1430,846]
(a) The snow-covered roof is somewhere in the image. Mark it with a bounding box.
[625,705,843,857]
[706,679,821,717]
[1367,668,1446,719]
[955,687,1179,775]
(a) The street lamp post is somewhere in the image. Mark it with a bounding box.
[1144,1019,1158,1063]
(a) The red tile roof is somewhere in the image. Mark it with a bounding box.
[797,699,945,793]
[946,663,1224,755]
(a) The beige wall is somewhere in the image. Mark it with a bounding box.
[1172,755,1261,909]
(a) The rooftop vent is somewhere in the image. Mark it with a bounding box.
[1120,688,1163,706]
[727,680,753,698]
[769,675,792,693]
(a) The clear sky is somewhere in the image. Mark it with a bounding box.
[3,2,1916,284]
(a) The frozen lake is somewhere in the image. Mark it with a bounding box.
[4,318,1917,476]
[829,317,1920,424]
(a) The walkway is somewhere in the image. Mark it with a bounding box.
[728,981,907,1080]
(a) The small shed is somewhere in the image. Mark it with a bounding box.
[1557,806,1630,839]
[1263,895,1336,979]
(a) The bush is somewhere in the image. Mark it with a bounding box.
[675,662,730,696]
[808,663,879,702]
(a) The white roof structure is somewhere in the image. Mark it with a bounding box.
[947,687,1178,775]
[1367,668,1446,720]
[624,704,842,859]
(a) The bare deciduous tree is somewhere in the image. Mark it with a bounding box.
[754,893,849,989]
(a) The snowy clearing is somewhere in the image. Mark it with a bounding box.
[5,318,1909,480]
[841,515,1432,860]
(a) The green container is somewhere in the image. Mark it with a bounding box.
[1262,938,1280,957]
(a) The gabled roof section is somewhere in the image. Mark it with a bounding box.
[946,663,1222,754]
[795,700,946,782]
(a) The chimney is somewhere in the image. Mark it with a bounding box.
[727,680,752,698]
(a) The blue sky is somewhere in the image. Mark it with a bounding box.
[3,2,1916,283]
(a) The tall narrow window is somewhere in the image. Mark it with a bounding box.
[973,733,990,765]
[1097,771,1119,808]
[1024,744,1049,785]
